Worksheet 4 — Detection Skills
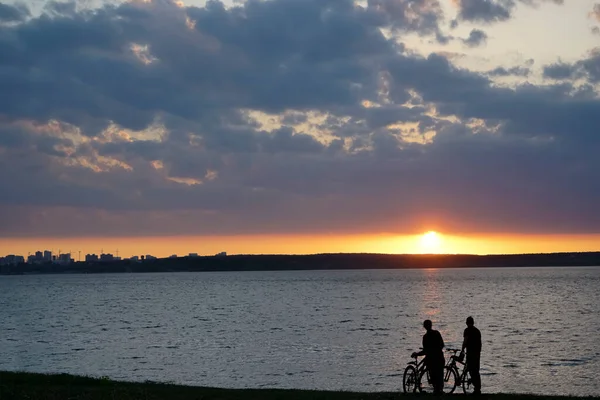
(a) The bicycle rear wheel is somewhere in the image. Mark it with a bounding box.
[403,365,418,393]
[418,366,457,394]
[444,366,459,394]
[462,370,476,394]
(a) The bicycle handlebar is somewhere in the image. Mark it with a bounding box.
[411,348,424,358]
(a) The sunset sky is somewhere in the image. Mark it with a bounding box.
[1,0,600,258]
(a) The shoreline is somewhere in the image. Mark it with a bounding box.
[2,252,600,276]
[0,371,597,399]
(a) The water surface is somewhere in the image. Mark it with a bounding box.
[1,267,599,395]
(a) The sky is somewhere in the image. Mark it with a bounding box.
[1,0,600,257]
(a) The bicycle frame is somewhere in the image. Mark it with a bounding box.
[407,355,427,373]
[445,348,476,394]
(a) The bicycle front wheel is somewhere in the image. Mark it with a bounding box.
[403,365,418,393]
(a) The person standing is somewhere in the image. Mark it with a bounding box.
[462,316,482,394]
[412,319,445,394]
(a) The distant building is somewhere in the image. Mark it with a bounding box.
[2,255,25,265]
[100,253,115,262]
[145,255,157,260]
[216,252,227,257]
[85,254,99,262]
[169,254,178,259]
[188,253,199,258]
[57,253,73,265]
[27,251,46,264]
[130,255,139,262]
[43,250,52,262]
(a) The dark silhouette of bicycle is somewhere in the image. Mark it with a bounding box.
[403,349,456,393]
[444,348,477,394]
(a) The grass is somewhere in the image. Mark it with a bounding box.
[0,371,597,400]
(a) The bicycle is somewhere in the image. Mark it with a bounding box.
[402,349,457,394]
[402,350,424,393]
[444,348,477,394]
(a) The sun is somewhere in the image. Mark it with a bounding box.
[419,231,442,253]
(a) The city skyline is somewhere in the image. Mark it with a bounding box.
[3,231,600,260]
[1,0,600,254]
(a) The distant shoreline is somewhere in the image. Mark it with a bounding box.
[2,252,600,275]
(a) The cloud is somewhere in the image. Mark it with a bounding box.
[591,3,600,21]
[543,51,600,83]
[0,0,600,239]
[461,29,487,47]
[543,62,577,80]
[0,2,30,22]
[487,66,531,77]
[453,0,563,24]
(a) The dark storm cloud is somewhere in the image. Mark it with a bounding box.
[454,0,563,23]
[461,29,487,47]
[0,0,599,238]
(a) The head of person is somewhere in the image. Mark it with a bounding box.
[466,316,474,327]
[423,319,432,331]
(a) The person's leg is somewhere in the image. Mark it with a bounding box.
[430,364,443,394]
[468,355,481,394]
[437,365,445,393]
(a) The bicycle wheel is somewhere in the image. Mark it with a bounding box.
[417,368,432,393]
[462,370,476,394]
[418,366,456,394]
[444,366,459,394]
[403,365,418,393]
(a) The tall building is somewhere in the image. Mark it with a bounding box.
[85,254,99,262]
[43,250,52,262]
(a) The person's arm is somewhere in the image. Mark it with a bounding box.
[412,336,427,357]
[461,329,468,354]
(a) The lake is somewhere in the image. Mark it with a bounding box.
[1,267,599,395]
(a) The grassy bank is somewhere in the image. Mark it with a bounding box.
[0,371,596,400]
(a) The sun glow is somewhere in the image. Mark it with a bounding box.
[419,231,442,253]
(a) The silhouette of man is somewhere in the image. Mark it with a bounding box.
[412,319,445,394]
[462,316,482,394]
